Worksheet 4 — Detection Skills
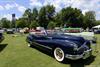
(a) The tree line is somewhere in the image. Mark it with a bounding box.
[0,5,99,29]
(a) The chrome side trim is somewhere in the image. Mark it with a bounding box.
[32,42,52,50]
[75,42,87,51]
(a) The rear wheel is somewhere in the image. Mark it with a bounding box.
[54,47,65,62]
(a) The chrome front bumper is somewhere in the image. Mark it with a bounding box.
[65,49,92,60]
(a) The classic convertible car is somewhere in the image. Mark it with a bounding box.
[26,30,92,62]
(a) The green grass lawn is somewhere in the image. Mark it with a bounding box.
[0,34,100,67]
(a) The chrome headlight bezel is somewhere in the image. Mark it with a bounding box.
[70,42,78,51]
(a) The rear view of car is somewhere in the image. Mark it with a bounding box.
[6,29,14,34]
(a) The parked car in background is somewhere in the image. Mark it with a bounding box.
[0,29,5,33]
[23,27,29,33]
[29,27,47,35]
[26,29,92,62]
[92,25,100,34]
[62,28,97,44]
[94,30,100,34]
[6,29,15,34]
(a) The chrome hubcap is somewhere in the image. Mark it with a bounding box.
[54,48,64,62]
[56,49,63,59]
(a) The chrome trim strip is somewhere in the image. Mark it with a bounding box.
[32,42,52,50]
[76,42,87,51]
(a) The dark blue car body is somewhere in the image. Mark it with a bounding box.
[26,33,92,61]
[0,32,4,43]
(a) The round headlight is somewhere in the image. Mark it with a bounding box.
[70,43,78,51]
[73,45,78,51]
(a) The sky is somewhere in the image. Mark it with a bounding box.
[0,0,100,20]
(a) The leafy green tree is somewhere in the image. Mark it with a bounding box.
[23,8,31,17]
[38,5,55,28]
[47,21,56,29]
[22,8,39,28]
[95,20,100,26]
[16,18,28,28]
[54,13,63,27]
[1,18,10,28]
[11,20,16,28]
[84,11,96,28]
[38,6,48,28]
[32,8,38,21]
[29,21,39,28]
[7,6,96,29]
[23,8,32,26]
[55,7,84,27]
[45,5,55,21]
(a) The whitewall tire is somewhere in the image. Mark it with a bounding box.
[54,47,65,62]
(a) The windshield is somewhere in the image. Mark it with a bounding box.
[46,29,64,35]
[29,29,64,36]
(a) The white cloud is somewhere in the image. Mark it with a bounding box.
[0,3,26,20]
[3,14,12,20]
[5,4,15,10]
[17,6,26,13]
[82,9,89,15]
[0,14,12,21]
[71,0,100,20]
[0,14,19,21]
[0,3,26,13]
[0,5,4,10]
[30,0,42,7]
[0,0,100,20]
[13,3,26,13]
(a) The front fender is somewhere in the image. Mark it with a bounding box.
[50,40,75,51]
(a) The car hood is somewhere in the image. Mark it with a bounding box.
[51,34,85,47]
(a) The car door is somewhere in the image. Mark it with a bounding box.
[34,35,53,50]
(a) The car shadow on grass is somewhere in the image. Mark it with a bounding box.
[63,55,96,67]
[30,45,96,67]
[0,44,8,52]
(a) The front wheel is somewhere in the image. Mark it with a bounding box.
[54,47,65,62]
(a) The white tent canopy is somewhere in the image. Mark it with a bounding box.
[92,25,100,29]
